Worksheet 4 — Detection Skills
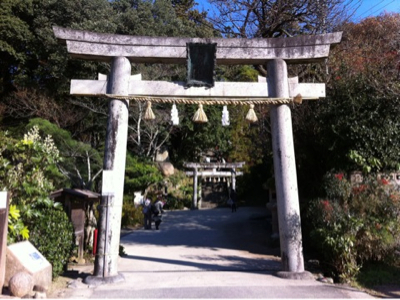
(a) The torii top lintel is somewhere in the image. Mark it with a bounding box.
[53,26,342,65]
[183,162,245,169]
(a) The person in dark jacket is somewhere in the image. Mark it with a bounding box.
[152,194,164,230]
[230,188,237,212]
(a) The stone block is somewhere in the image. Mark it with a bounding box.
[155,148,169,162]
[350,171,363,184]
[5,241,52,290]
[158,162,175,176]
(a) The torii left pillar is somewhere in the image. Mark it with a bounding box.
[85,57,131,285]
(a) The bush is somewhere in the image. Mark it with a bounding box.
[308,172,400,283]
[162,170,193,210]
[0,127,63,243]
[29,207,74,279]
[164,195,189,210]
[121,202,143,228]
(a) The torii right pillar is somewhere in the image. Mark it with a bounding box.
[268,59,312,279]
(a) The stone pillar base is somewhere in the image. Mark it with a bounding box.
[83,273,125,287]
[276,271,314,280]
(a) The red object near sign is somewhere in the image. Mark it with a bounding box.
[93,229,98,256]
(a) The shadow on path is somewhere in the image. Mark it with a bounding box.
[122,207,280,253]
[122,253,282,272]
[120,207,282,273]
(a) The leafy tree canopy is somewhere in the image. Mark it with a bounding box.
[292,13,400,198]
[124,153,164,195]
[26,118,103,189]
[0,127,63,242]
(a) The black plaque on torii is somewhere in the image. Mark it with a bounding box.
[186,43,217,88]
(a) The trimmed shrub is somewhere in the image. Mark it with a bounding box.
[29,207,74,278]
[164,195,187,210]
[155,170,193,210]
[121,202,143,228]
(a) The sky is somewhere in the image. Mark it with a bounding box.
[352,0,400,21]
[195,0,400,23]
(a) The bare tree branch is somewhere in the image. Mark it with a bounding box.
[207,0,361,38]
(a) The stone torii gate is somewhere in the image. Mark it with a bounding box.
[53,26,342,283]
[184,162,245,209]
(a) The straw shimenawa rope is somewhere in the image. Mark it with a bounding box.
[105,95,295,106]
[105,95,304,123]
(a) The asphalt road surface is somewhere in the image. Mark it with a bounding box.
[62,207,374,299]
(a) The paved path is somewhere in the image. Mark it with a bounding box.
[62,207,374,299]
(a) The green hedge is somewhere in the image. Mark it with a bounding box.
[29,207,74,278]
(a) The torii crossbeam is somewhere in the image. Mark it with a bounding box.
[53,26,342,284]
[54,26,341,64]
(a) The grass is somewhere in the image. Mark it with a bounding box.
[351,261,400,298]
[356,261,400,287]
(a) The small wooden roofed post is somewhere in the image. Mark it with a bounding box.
[50,188,100,264]
[184,162,245,209]
[53,26,342,280]
[50,188,101,200]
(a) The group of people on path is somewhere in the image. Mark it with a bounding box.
[142,193,165,230]
[142,187,236,231]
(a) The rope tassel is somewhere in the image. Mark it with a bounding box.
[144,101,155,120]
[222,105,230,126]
[293,93,303,104]
[171,104,179,125]
[246,104,258,123]
[192,104,208,123]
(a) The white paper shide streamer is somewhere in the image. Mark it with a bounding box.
[222,105,230,126]
[171,104,179,125]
